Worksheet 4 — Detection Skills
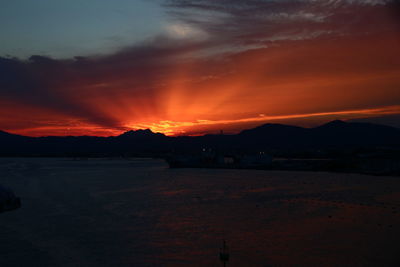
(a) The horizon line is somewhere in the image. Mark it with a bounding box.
[2,118,398,139]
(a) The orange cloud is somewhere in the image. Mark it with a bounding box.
[0,1,399,136]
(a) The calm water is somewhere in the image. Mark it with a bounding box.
[1,158,399,266]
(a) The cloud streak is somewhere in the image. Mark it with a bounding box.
[0,0,399,136]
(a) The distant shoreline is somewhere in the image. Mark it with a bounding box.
[2,156,397,177]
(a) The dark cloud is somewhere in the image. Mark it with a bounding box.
[0,35,211,131]
[0,55,124,129]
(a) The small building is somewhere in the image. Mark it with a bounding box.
[241,153,273,167]
[217,155,238,165]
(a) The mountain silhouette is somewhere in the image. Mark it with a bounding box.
[312,120,400,146]
[0,120,399,156]
[118,129,165,139]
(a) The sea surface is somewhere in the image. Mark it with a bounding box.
[0,158,399,266]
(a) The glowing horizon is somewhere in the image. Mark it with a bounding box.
[3,105,399,137]
[0,1,399,137]
[128,105,400,136]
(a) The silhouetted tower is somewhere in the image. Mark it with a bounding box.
[219,240,229,267]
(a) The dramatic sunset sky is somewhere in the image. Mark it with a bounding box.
[0,0,399,136]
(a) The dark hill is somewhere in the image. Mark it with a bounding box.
[117,129,166,139]
[311,120,400,147]
[0,121,399,156]
[238,123,308,148]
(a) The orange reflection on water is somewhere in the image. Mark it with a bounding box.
[148,171,400,266]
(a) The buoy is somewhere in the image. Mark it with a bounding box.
[219,240,230,267]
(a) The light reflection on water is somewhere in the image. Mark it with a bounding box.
[0,158,400,266]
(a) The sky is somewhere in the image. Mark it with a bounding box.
[0,0,399,136]
[0,0,165,58]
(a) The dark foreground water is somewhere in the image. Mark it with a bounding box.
[0,158,399,267]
